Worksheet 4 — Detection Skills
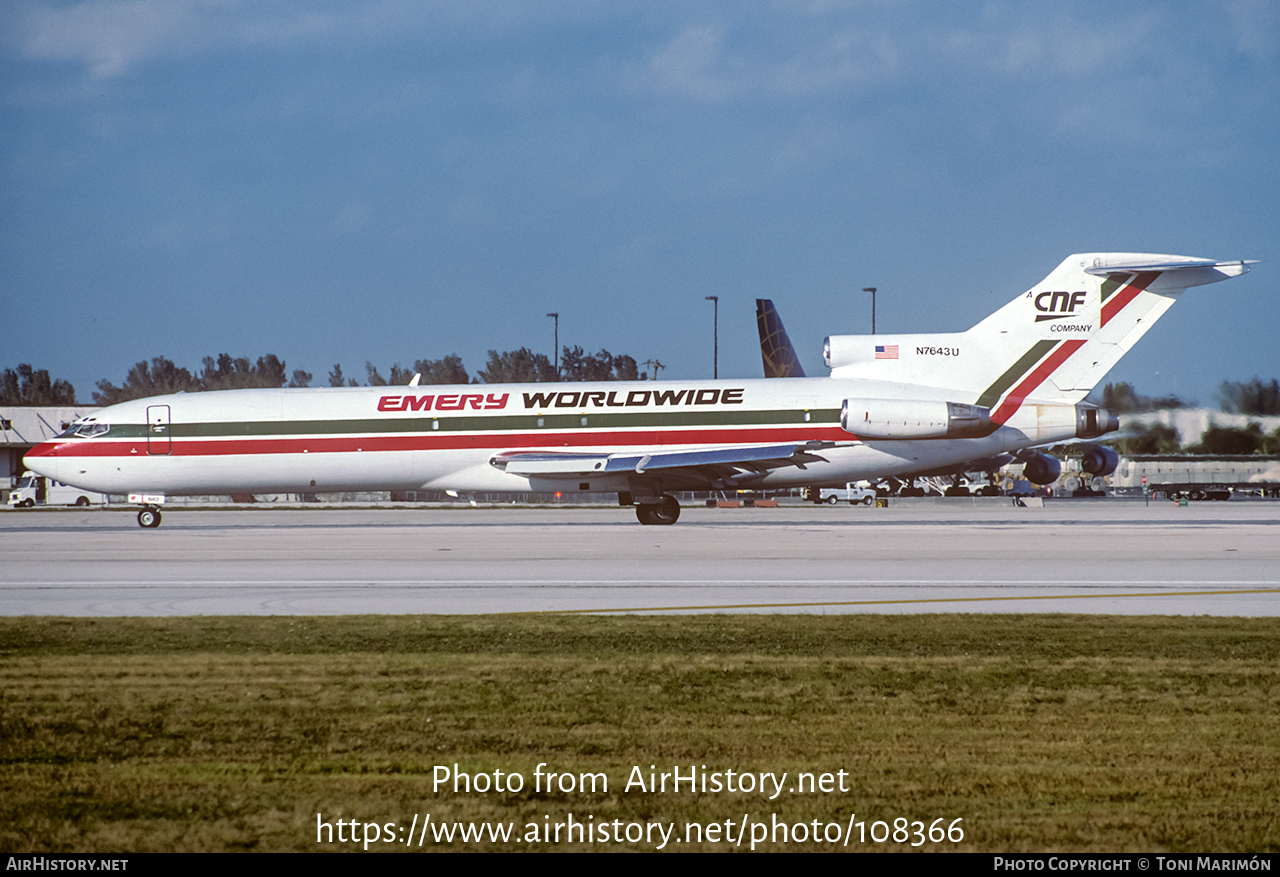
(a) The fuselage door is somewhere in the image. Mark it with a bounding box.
[146,405,171,455]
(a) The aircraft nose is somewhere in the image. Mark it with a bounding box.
[22,442,62,479]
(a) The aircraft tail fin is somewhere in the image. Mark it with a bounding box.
[756,299,806,378]
[825,253,1252,419]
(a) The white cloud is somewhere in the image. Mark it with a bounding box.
[636,6,1187,107]
[644,22,899,102]
[1220,0,1278,60]
[771,29,899,95]
[21,0,240,79]
[939,12,1161,80]
[15,0,606,79]
[235,8,344,47]
[647,26,738,101]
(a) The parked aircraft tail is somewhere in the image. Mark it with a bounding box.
[756,299,806,379]
[824,253,1252,420]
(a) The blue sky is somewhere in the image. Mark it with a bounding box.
[3,0,1277,405]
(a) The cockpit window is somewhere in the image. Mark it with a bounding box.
[60,420,111,438]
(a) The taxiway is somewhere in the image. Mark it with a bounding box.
[2,501,1277,616]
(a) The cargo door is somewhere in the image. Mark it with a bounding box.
[146,405,171,455]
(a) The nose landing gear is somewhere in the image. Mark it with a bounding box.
[137,506,162,528]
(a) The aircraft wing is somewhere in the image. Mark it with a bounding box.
[490,442,832,478]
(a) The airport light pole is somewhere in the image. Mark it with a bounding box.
[546,313,559,381]
[704,295,718,379]
[863,287,877,334]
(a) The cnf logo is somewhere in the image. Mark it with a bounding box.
[1032,290,1088,322]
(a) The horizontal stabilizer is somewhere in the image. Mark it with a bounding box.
[1083,258,1254,277]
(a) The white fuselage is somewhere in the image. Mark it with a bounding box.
[24,376,1086,497]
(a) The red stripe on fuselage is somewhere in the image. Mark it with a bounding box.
[990,339,1085,425]
[988,271,1162,425]
[30,425,851,459]
[1100,271,1160,327]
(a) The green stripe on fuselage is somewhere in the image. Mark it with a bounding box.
[975,340,1057,409]
[96,407,843,440]
[1099,273,1131,303]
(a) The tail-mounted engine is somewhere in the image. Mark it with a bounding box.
[1075,405,1119,439]
[840,398,994,439]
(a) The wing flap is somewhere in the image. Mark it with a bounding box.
[492,452,610,476]
[491,443,823,477]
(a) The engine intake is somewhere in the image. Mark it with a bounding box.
[1021,452,1062,485]
[1080,443,1119,477]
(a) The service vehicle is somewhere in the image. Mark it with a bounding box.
[810,483,877,505]
[8,472,106,508]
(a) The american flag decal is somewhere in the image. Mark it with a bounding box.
[875,344,899,360]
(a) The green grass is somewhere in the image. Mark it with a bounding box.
[2,615,1277,852]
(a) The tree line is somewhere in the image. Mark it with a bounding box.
[1100,382,1186,413]
[1100,379,1280,417]
[3,346,645,407]
[90,354,302,406]
[333,347,640,388]
[1217,378,1280,416]
[1100,379,1280,455]
[1,365,77,407]
[1115,422,1280,456]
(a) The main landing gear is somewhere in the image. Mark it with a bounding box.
[137,506,162,528]
[635,495,681,525]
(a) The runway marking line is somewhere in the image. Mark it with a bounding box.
[5,579,1279,588]
[510,588,1280,615]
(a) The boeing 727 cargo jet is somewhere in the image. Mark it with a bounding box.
[24,253,1252,526]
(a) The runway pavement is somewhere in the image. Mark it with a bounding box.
[2,500,1278,616]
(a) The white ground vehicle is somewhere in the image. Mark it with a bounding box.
[815,483,877,505]
[8,472,106,508]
